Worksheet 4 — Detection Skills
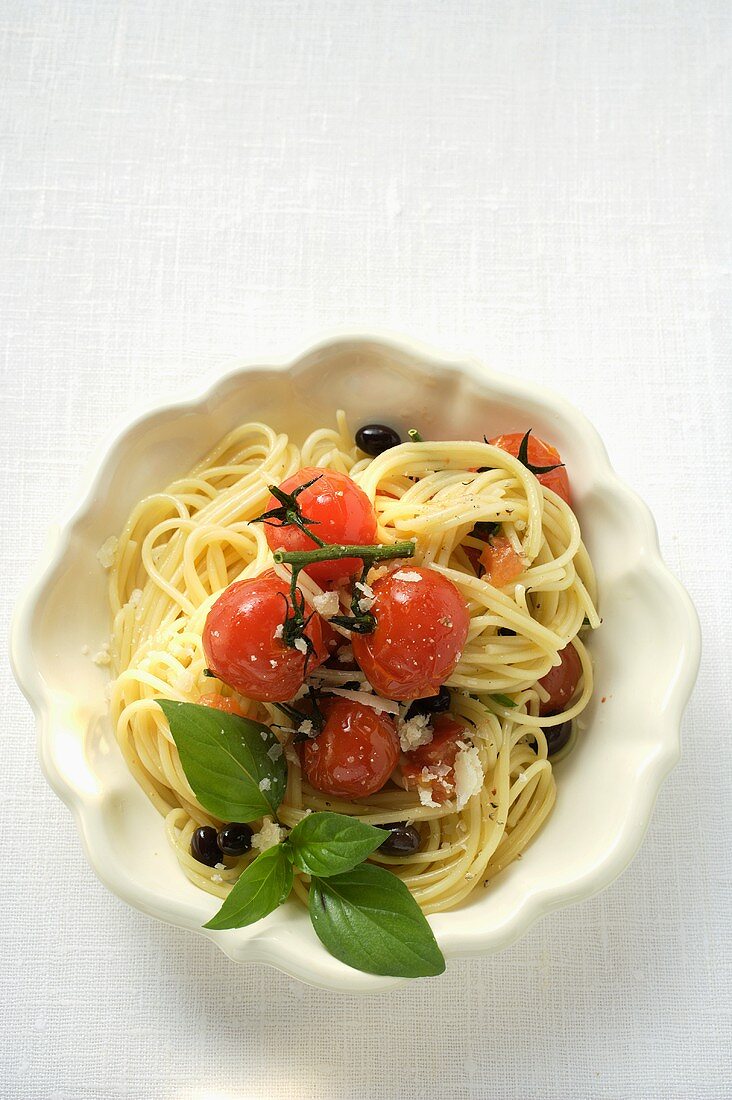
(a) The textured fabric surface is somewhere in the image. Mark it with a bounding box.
[1,2,730,1098]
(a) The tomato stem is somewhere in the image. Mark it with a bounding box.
[516,429,564,475]
[273,540,415,569]
[252,476,327,548]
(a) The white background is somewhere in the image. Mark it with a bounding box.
[1,2,730,1098]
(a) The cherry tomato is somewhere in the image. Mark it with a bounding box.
[301,698,400,799]
[200,693,244,716]
[263,467,377,587]
[490,432,571,504]
[202,569,328,702]
[538,643,582,716]
[401,714,465,803]
[479,535,524,587]
[352,567,470,700]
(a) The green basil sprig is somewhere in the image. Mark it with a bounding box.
[159,701,445,978]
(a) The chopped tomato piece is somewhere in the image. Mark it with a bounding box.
[538,643,582,716]
[490,432,571,505]
[479,535,524,587]
[200,692,244,716]
[400,714,465,804]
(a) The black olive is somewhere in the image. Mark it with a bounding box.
[191,826,223,867]
[405,685,451,719]
[473,521,500,540]
[544,720,572,757]
[497,627,516,636]
[355,423,402,456]
[379,823,422,856]
[217,822,253,856]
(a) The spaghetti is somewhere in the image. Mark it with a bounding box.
[106,413,599,915]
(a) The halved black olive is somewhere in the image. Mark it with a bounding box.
[405,685,451,719]
[379,823,421,856]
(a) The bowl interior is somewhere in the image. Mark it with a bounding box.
[17,337,697,991]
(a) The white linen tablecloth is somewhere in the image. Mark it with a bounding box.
[1,2,729,1097]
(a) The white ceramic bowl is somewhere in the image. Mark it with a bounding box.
[11,333,700,992]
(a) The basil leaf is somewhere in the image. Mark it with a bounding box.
[157,700,286,820]
[204,845,293,930]
[288,812,388,877]
[309,863,445,978]
[490,693,518,708]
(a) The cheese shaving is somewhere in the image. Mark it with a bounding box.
[251,819,285,852]
[397,712,434,752]
[312,590,340,619]
[96,536,118,569]
[327,687,399,715]
[454,742,484,810]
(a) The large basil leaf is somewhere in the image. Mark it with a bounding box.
[309,863,445,978]
[158,700,286,820]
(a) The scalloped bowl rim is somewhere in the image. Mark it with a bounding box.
[10,330,701,992]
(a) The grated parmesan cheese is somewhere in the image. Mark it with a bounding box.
[273,623,284,640]
[336,645,353,664]
[312,590,340,619]
[454,742,484,810]
[251,819,285,851]
[96,536,118,570]
[293,637,308,655]
[267,742,283,761]
[355,580,376,613]
[393,570,423,583]
[397,712,434,753]
[92,642,111,667]
[418,787,440,808]
[258,777,271,792]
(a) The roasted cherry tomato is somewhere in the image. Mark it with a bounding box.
[200,692,244,716]
[401,714,465,803]
[538,643,581,716]
[301,698,400,799]
[490,432,571,504]
[263,467,377,587]
[479,535,524,587]
[352,567,469,700]
[202,569,328,702]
